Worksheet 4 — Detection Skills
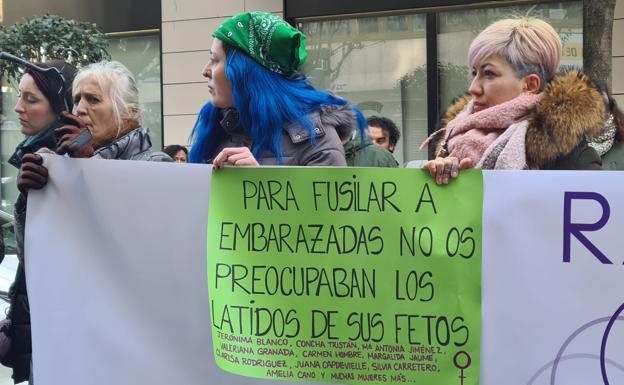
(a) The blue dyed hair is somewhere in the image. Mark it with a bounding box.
[189,44,365,163]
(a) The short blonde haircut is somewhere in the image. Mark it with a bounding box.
[73,61,140,129]
[468,17,562,88]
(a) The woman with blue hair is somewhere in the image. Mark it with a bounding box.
[189,12,364,167]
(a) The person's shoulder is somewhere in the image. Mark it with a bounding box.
[545,142,602,170]
[601,141,624,170]
[283,104,359,145]
[131,150,173,162]
[527,70,605,169]
[317,104,359,141]
[146,151,173,162]
[355,142,399,167]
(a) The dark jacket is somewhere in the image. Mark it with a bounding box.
[212,105,358,166]
[3,197,29,383]
[601,142,624,170]
[436,71,604,170]
[343,133,399,167]
[4,125,170,383]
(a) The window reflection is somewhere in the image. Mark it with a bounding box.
[107,35,163,151]
[300,14,428,164]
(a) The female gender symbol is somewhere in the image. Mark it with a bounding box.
[453,351,472,385]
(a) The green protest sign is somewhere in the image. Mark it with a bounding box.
[207,167,482,384]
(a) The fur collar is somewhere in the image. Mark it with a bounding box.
[284,104,360,143]
[440,71,605,167]
[318,104,359,142]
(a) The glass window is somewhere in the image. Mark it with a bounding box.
[299,14,428,164]
[438,1,583,111]
[386,16,409,32]
[357,16,379,34]
[107,35,163,151]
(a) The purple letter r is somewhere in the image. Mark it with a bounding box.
[563,192,612,264]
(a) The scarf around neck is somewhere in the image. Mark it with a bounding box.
[588,114,616,156]
[422,92,541,164]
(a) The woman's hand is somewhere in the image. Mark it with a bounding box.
[213,147,259,169]
[422,156,474,185]
[17,153,49,194]
[55,112,95,158]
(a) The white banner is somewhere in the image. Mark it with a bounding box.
[25,158,624,385]
[482,171,624,385]
[26,156,310,385]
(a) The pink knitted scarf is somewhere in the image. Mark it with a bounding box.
[423,93,541,164]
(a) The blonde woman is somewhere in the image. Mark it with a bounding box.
[423,17,605,184]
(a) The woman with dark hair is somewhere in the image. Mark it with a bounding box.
[189,12,364,167]
[163,144,188,163]
[588,81,624,170]
[1,59,78,384]
[9,60,78,166]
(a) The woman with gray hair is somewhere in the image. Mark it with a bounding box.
[58,60,170,161]
[18,61,170,192]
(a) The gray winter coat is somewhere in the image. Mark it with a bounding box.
[213,105,359,166]
[93,125,171,161]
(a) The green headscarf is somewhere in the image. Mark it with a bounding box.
[212,11,307,77]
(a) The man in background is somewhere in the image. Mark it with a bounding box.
[367,116,400,154]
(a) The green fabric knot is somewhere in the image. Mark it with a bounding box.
[213,11,307,77]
